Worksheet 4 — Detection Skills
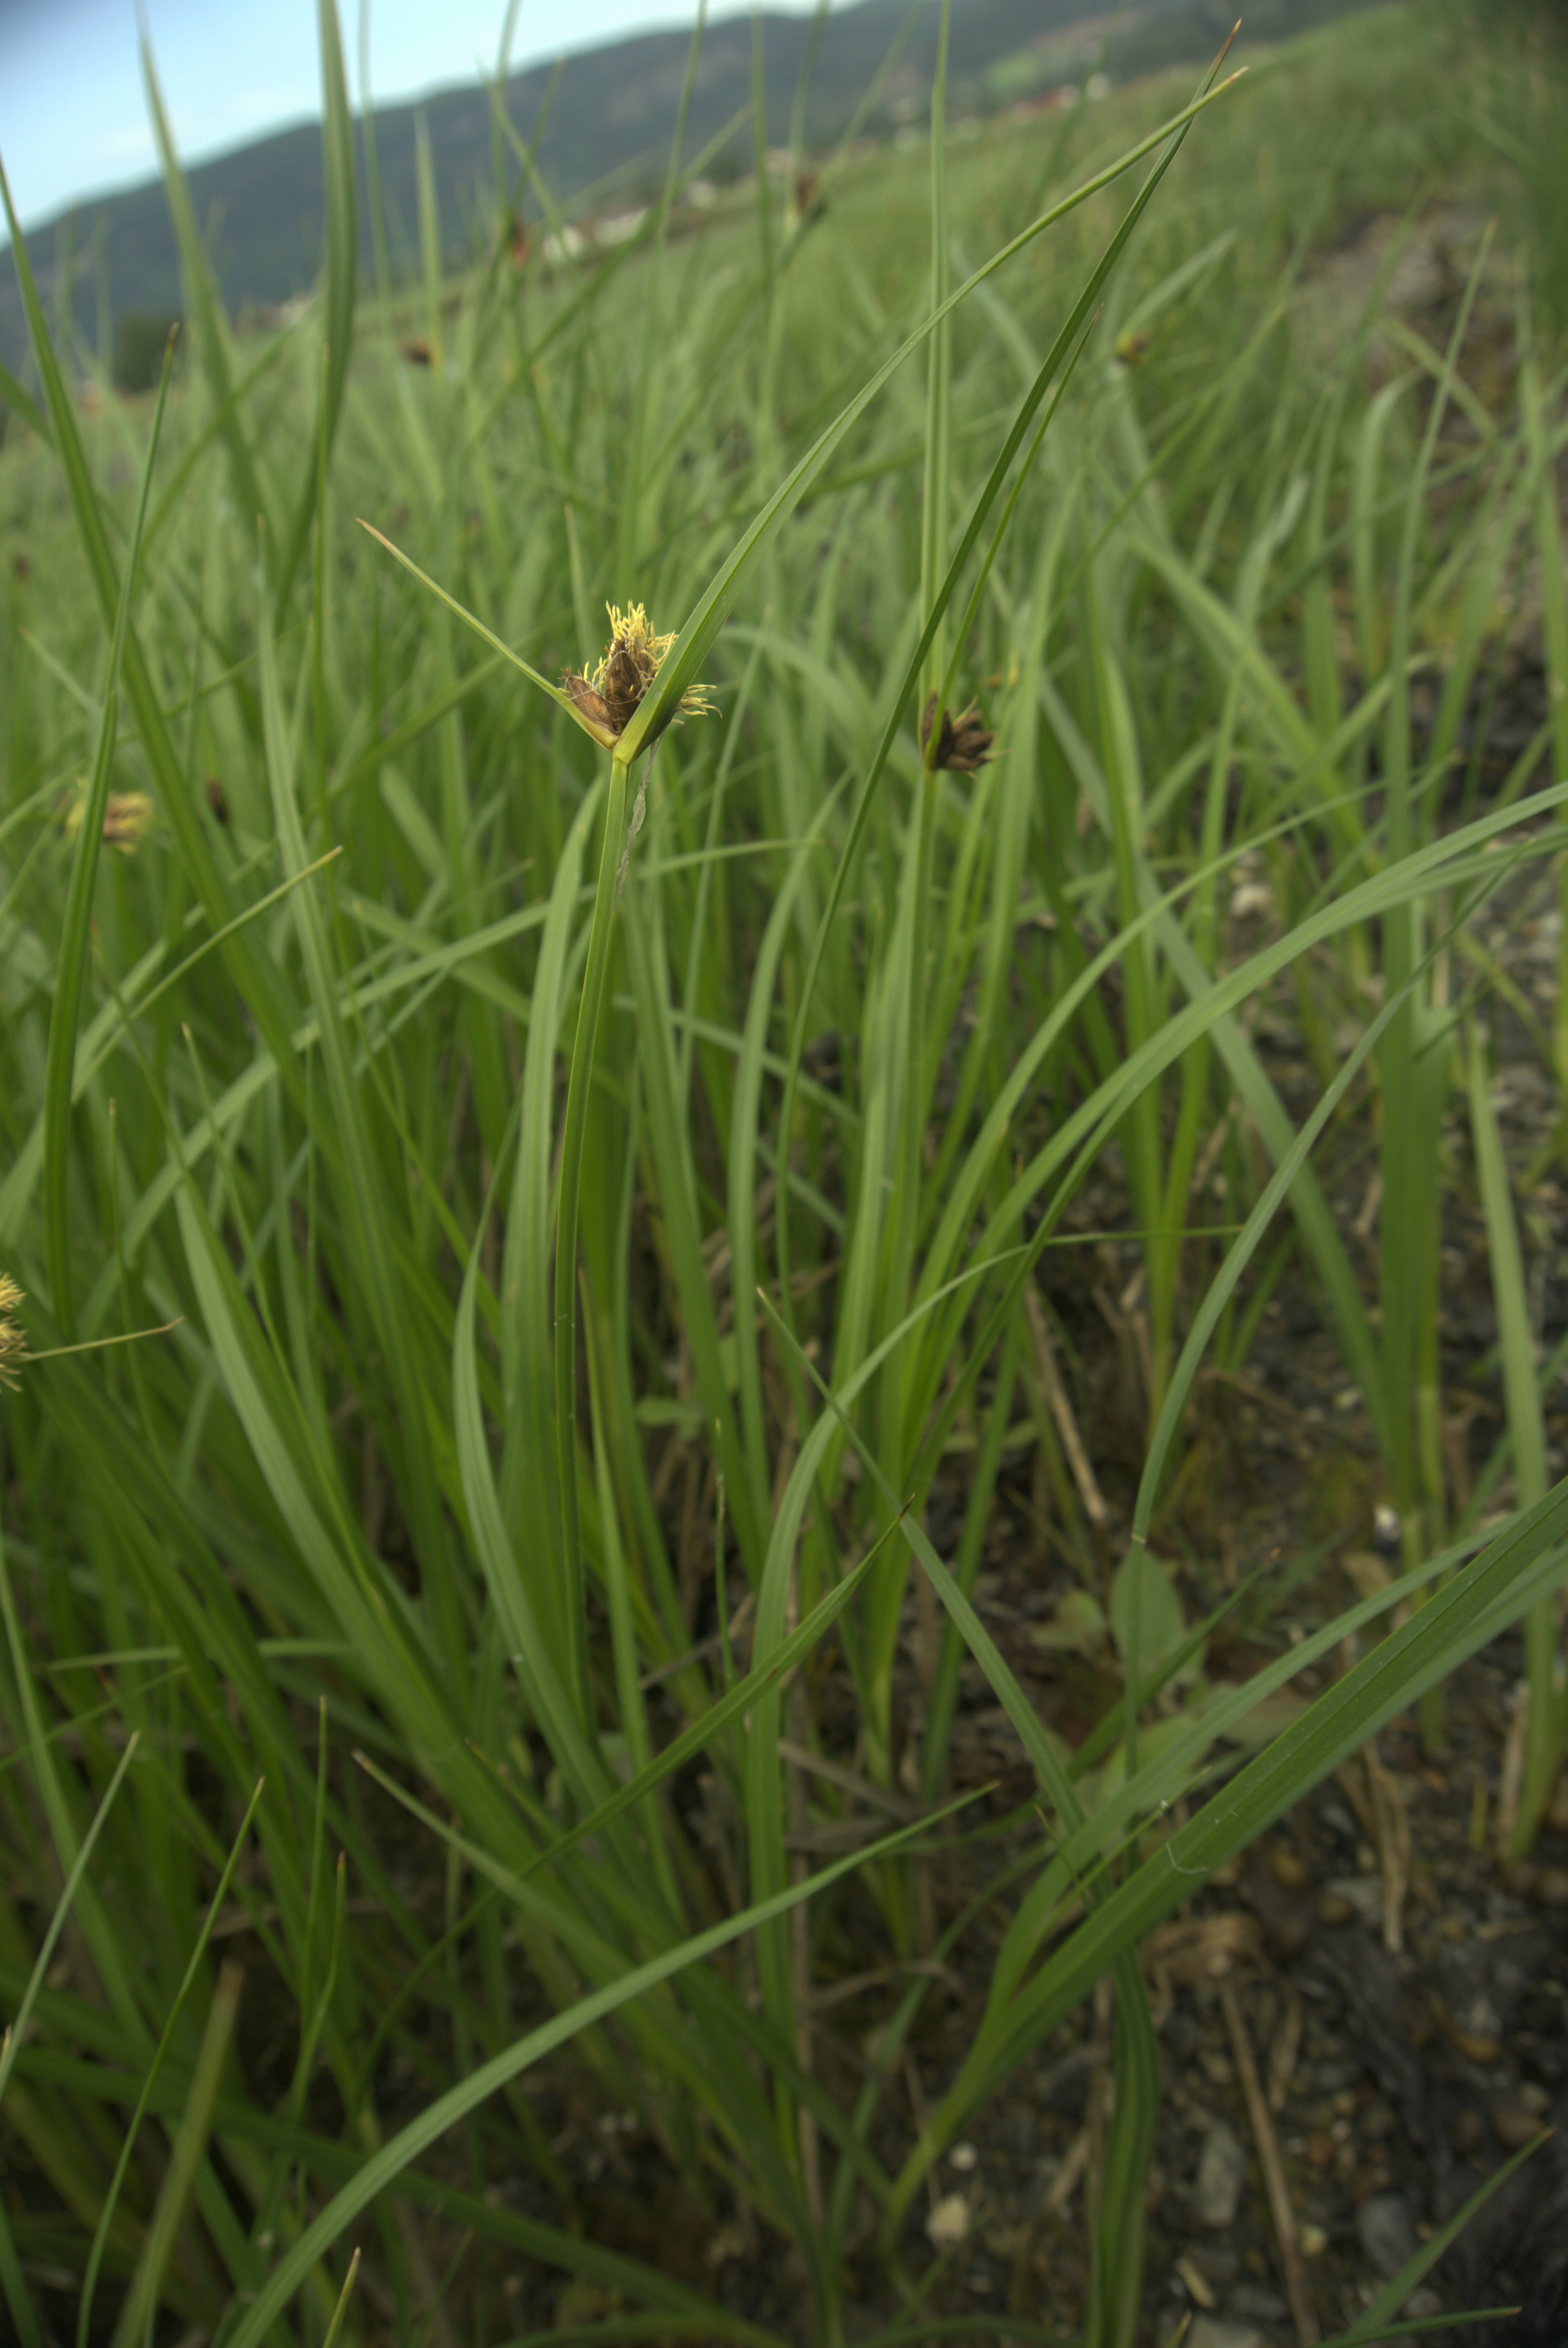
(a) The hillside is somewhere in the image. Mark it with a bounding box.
[0,0,1380,377]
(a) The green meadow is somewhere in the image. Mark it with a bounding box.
[0,2,1565,2341]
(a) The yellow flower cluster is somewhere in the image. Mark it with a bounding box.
[64,789,155,853]
[0,1275,26,1391]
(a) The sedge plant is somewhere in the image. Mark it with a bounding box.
[0,5,1566,2346]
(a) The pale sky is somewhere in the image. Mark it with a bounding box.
[0,0,822,234]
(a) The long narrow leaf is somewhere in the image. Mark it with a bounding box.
[41,331,175,1330]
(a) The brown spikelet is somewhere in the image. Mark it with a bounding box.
[562,672,616,735]
[921,693,995,773]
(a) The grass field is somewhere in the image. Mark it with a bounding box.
[1,2,1567,2343]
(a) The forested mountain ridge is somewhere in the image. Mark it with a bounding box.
[0,0,1379,376]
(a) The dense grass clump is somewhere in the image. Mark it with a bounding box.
[0,3,1565,2343]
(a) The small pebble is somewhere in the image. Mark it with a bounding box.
[1526,1866,1568,1908]
[1406,2288,1443,2321]
[1269,1845,1310,1892]
[1325,1874,1384,1927]
[1266,1911,1312,1961]
[949,2141,978,2172]
[1492,2105,1547,2150]
[1319,1891,1356,1928]
[1194,2122,1248,2229]
[1357,2191,1417,2279]
[925,2192,970,2247]
[1230,2283,1287,2321]
[1176,2253,1217,2309]
[1186,2321,1264,2348]
[1307,2131,1335,2170]
[1300,2221,1328,2258]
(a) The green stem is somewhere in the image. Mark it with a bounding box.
[554,748,630,1731]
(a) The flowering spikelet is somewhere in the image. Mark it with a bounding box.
[64,789,155,854]
[102,792,155,851]
[563,603,714,740]
[921,693,995,774]
[0,1275,26,1392]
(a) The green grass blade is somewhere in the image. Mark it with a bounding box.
[40,329,175,1332]
[618,72,1243,762]
[453,1112,609,1800]
[1469,1019,1561,1853]
[275,0,357,608]
[77,1779,266,2348]
[0,163,305,1097]
[906,1478,1568,2186]
[0,1736,139,2114]
[770,63,1240,1340]
[519,1525,900,1892]
[0,2194,42,2348]
[1315,2134,1544,2347]
[1130,938,1431,1550]
[0,357,49,443]
[499,782,602,1604]
[1468,1024,1548,1514]
[109,1957,243,2348]
[140,40,274,555]
[357,522,615,744]
[224,1794,970,2348]
[551,750,630,1725]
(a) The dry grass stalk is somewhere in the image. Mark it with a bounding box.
[1266,1982,1303,2114]
[1221,1981,1319,2348]
[1363,1740,1411,1952]
[1497,1683,1530,1859]
[1145,1909,1264,1993]
[1024,1286,1109,1554]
